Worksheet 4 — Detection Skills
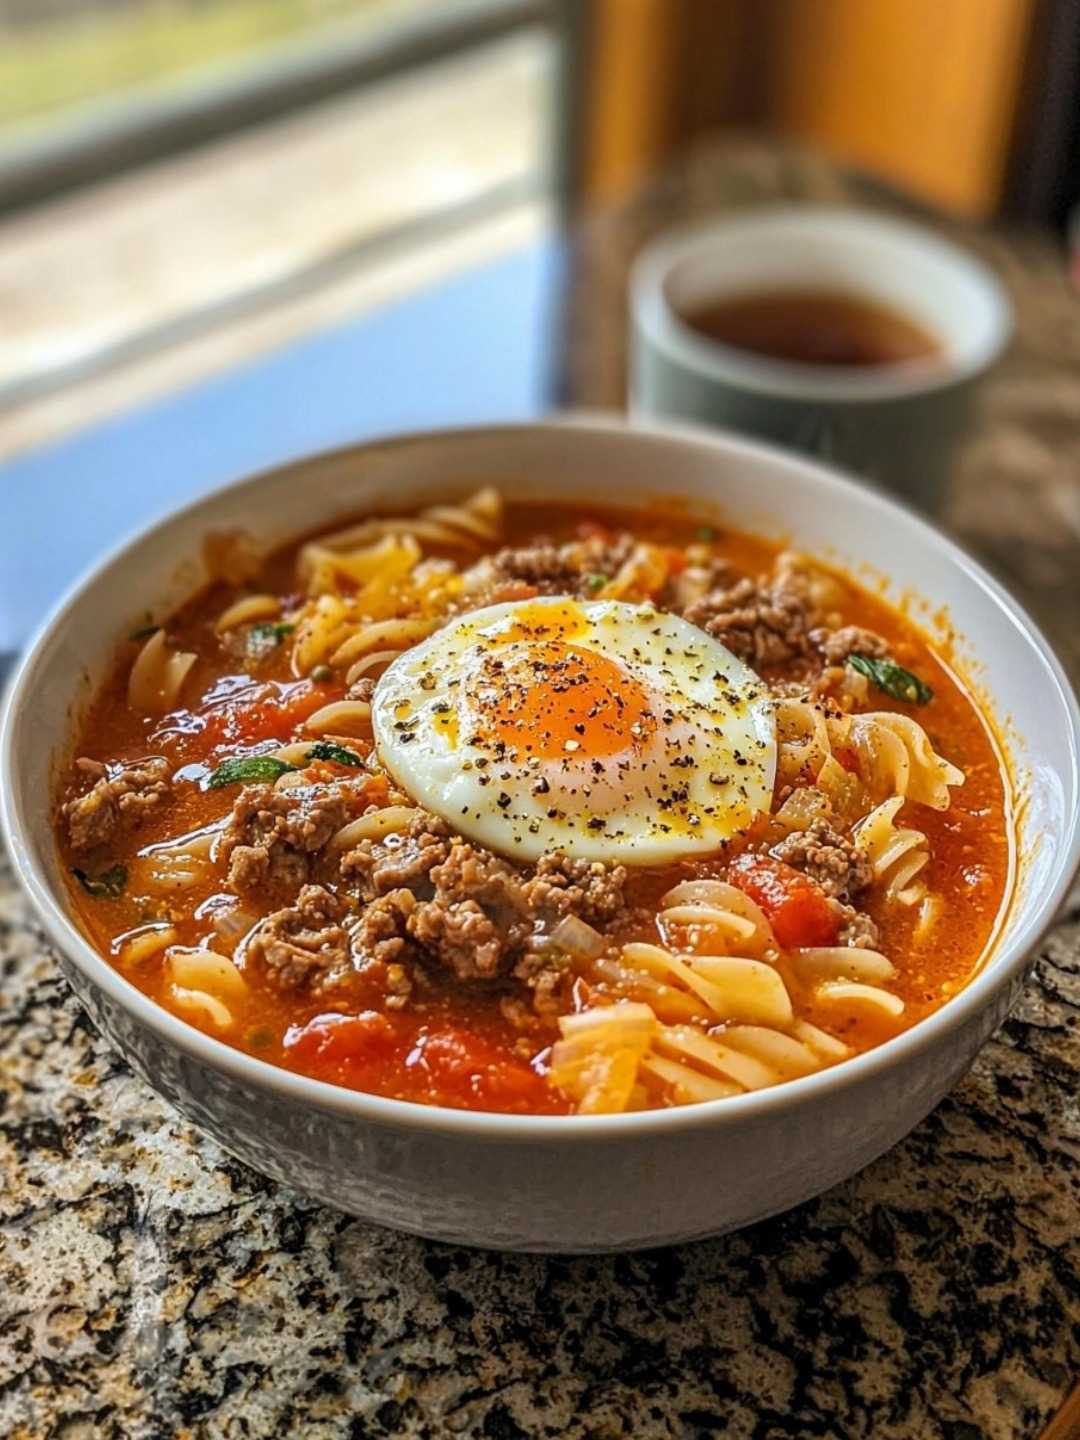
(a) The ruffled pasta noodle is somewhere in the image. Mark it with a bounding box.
[854,795,931,905]
[166,946,248,1029]
[307,487,503,558]
[775,699,833,787]
[117,924,178,966]
[328,805,419,853]
[303,700,372,738]
[549,1004,856,1113]
[128,629,196,714]
[790,946,905,1018]
[135,824,223,891]
[299,532,421,600]
[598,543,670,602]
[214,593,280,632]
[555,875,905,1112]
[548,1003,658,1113]
[847,712,964,810]
[329,616,440,670]
[658,879,777,959]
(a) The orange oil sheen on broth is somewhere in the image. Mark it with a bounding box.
[56,499,1011,1113]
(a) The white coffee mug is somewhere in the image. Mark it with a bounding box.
[629,207,1012,509]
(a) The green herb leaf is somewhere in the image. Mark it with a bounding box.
[246,621,295,659]
[305,741,364,768]
[73,864,127,898]
[129,624,159,642]
[207,755,296,789]
[848,654,934,706]
[586,573,609,592]
[695,525,716,542]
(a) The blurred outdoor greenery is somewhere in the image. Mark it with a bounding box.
[0,0,439,138]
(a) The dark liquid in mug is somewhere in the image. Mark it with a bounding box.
[680,289,942,369]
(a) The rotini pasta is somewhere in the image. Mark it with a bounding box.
[854,795,931,904]
[166,946,248,1029]
[327,805,419,852]
[128,629,196,714]
[214,593,281,632]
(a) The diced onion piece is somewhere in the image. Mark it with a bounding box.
[545,914,606,960]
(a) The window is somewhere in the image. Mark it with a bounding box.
[0,0,554,452]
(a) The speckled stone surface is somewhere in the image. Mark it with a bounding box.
[2,144,1079,1438]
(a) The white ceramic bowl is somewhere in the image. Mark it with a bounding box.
[3,419,1078,1253]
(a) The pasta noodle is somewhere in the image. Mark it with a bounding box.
[214,594,280,632]
[548,1003,658,1113]
[118,925,178,966]
[598,543,670,602]
[166,945,248,1029]
[328,805,419,852]
[790,945,905,1018]
[329,617,440,670]
[658,879,777,959]
[307,487,503,556]
[848,713,964,810]
[303,700,372,737]
[775,699,833,786]
[854,795,931,904]
[128,629,196,714]
[620,945,793,1028]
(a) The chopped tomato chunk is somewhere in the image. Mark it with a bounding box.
[728,855,839,949]
[284,1011,403,1084]
[406,1027,557,1112]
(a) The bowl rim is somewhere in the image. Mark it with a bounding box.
[630,204,1014,404]
[3,414,1078,1142]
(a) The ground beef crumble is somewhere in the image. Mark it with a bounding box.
[246,883,351,990]
[835,904,881,950]
[342,812,628,998]
[683,575,817,667]
[812,625,889,665]
[769,819,873,903]
[63,756,171,852]
[220,781,349,895]
[488,532,635,597]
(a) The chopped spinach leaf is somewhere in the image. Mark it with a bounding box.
[848,653,934,706]
[129,624,159,642]
[586,573,609,592]
[305,741,364,768]
[207,755,296,789]
[73,865,127,898]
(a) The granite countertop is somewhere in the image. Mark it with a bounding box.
[2,142,1079,1439]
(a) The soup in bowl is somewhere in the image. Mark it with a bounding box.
[2,420,1077,1250]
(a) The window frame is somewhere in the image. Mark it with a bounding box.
[0,0,549,216]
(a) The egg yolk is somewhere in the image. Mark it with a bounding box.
[470,640,656,761]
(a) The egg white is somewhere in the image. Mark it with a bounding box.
[372,597,776,864]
